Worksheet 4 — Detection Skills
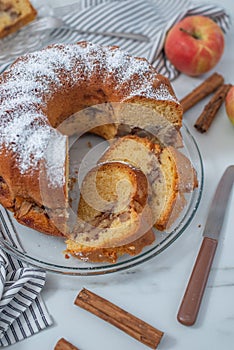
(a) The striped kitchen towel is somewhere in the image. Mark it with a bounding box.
[51,0,231,80]
[0,0,230,79]
[0,250,53,346]
[0,208,53,348]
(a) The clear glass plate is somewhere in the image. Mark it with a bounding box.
[0,2,203,275]
[0,125,203,275]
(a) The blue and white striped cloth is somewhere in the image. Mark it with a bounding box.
[0,209,52,347]
[0,250,53,347]
[51,0,231,80]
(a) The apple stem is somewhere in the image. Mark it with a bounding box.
[179,27,200,39]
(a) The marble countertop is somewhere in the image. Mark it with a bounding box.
[8,0,234,349]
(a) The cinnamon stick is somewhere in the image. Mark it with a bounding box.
[194,84,232,133]
[180,72,224,112]
[54,338,79,350]
[74,288,164,349]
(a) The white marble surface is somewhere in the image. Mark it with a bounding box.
[8,0,234,349]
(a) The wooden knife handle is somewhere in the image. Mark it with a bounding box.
[177,237,218,326]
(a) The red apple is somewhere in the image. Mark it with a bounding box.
[164,15,225,76]
[225,86,234,125]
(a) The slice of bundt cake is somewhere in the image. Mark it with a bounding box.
[65,161,154,263]
[0,0,37,39]
[66,229,155,264]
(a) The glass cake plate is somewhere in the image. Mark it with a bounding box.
[0,125,203,275]
[0,1,203,275]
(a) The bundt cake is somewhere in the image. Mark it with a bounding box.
[0,41,183,241]
[0,0,37,39]
[66,161,155,263]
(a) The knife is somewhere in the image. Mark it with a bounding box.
[177,165,234,326]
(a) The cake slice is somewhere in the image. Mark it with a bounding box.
[155,145,198,230]
[100,135,198,230]
[65,161,155,263]
[66,229,155,263]
[0,0,37,39]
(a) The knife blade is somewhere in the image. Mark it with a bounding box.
[177,165,234,326]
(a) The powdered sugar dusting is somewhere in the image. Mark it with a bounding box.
[0,42,178,187]
[44,131,67,188]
